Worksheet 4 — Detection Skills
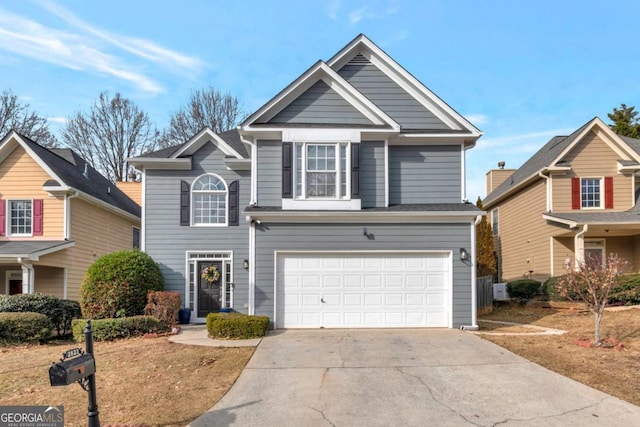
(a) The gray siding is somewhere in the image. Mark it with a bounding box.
[256,140,282,206]
[267,80,373,125]
[389,145,461,204]
[144,142,251,313]
[361,141,385,208]
[338,63,450,131]
[254,223,473,328]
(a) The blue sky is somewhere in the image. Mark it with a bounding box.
[1,0,639,201]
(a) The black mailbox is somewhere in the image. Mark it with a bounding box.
[49,353,96,386]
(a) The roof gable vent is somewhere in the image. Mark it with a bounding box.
[347,53,371,65]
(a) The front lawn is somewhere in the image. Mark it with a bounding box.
[0,337,253,426]
[479,305,640,406]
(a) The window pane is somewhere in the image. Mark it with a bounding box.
[10,200,32,235]
[340,144,347,198]
[581,178,600,208]
[193,194,226,224]
[307,172,336,197]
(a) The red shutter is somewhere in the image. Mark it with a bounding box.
[0,200,5,236]
[605,177,614,209]
[33,199,43,236]
[571,177,581,210]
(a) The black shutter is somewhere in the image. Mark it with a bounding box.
[228,180,239,226]
[351,143,360,199]
[180,180,190,226]
[282,142,293,198]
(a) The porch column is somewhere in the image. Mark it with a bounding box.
[19,261,35,294]
[574,224,588,268]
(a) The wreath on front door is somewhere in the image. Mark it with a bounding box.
[201,265,221,283]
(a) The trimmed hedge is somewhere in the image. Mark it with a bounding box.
[0,312,53,344]
[80,250,164,319]
[542,276,567,301]
[72,316,170,342]
[0,293,80,336]
[206,312,270,339]
[610,273,640,305]
[144,291,181,327]
[506,279,542,299]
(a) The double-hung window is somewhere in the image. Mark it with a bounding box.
[192,174,228,226]
[10,200,32,236]
[294,142,349,199]
[581,178,601,209]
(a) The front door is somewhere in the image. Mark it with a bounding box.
[9,279,22,295]
[197,260,223,317]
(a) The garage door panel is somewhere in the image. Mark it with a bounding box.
[276,253,451,328]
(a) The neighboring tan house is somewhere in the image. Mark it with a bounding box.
[130,34,484,329]
[483,117,640,283]
[0,131,141,300]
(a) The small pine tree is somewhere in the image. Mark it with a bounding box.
[608,103,640,138]
[476,197,496,277]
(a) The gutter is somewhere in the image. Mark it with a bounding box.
[537,171,551,212]
[239,132,257,206]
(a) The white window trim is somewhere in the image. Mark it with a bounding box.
[5,270,22,295]
[185,251,234,322]
[191,173,229,227]
[7,199,34,237]
[584,239,606,263]
[580,177,604,210]
[294,142,350,200]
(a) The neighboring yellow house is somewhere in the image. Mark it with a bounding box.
[484,117,640,282]
[0,131,141,300]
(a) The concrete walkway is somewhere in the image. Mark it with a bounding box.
[168,324,261,347]
[188,329,640,426]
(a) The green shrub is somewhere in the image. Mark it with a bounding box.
[144,291,181,327]
[506,279,542,299]
[206,312,270,339]
[72,316,170,342]
[0,293,80,336]
[0,312,53,344]
[610,273,640,305]
[80,250,164,319]
[542,276,570,301]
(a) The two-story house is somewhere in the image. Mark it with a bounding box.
[0,131,141,299]
[484,117,640,282]
[130,34,483,329]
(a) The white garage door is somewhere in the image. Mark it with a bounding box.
[276,252,451,328]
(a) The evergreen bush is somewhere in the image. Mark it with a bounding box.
[80,250,164,319]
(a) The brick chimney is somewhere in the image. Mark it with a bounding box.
[486,161,516,195]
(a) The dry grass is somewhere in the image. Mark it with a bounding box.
[480,304,640,406]
[0,336,253,426]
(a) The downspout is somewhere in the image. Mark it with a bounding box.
[461,215,483,331]
[239,134,257,206]
[537,171,551,212]
[574,224,588,268]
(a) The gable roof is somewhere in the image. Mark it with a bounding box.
[483,117,640,208]
[135,128,249,160]
[240,34,481,142]
[0,131,140,219]
[241,60,399,131]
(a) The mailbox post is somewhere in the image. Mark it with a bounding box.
[49,319,100,427]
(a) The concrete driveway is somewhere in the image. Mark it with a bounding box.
[189,329,640,426]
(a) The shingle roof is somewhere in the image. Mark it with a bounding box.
[484,118,598,207]
[245,203,482,213]
[545,211,640,225]
[0,240,73,257]
[140,128,248,159]
[17,133,140,218]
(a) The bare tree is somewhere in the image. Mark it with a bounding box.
[61,92,158,182]
[0,90,57,147]
[557,253,628,345]
[159,87,243,148]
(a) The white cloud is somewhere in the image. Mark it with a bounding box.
[465,114,488,126]
[381,30,409,47]
[475,128,574,152]
[349,7,370,24]
[327,0,341,20]
[0,1,205,94]
[47,116,67,124]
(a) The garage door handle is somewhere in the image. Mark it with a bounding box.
[321,298,326,303]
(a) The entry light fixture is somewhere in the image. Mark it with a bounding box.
[243,259,249,270]
[363,227,369,236]
[459,248,469,261]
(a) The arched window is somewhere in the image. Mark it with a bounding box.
[192,174,228,226]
